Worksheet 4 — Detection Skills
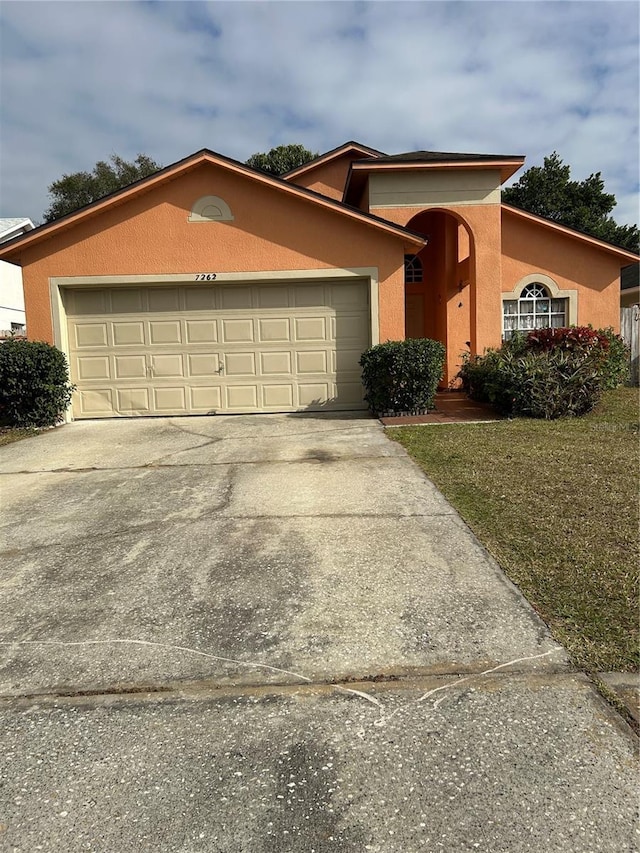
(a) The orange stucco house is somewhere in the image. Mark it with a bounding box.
[0,141,637,419]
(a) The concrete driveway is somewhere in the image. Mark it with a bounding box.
[0,414,637,852]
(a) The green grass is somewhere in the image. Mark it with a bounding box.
[0,427,40,446]
[390,388,639,673]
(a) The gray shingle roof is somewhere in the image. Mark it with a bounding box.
[359,150,523,164]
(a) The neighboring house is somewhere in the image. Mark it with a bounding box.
[620,263,639,307]
[0,217,34,335]
[0,143,637,419]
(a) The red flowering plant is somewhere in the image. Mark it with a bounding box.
[525,326,607,353]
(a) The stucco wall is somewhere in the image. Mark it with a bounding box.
[16,162,410,345]
[287,154,356,200]
[501,210,623,331]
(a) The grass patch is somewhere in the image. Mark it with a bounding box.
[390,387,639,673]
[0,427,40,446]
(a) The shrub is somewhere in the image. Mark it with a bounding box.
[0,340,75,427]
[359,338,445,415]
[593,327,630,389]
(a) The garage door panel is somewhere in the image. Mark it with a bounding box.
[258,318,290,342]
[111,289,143,313]
[188,353,222,377]
[298,383,330,407]
[77,356,111,380]
[222,319,254,342]
[113,322,144,346]
[263,385,294,408]
[149,321,182,345]
[224,352,256,377]
[226,386,258,409]
[184,287,216,311]
[221,287,252,310]
[296,351,327,374]
[186,320,218,343]
[114,355,147,379]
[71,290,107,315]
[148,288,180,312]
[75,322,109,348]
[154,387,186,412]
[151,354,184,377]
[67,279,369,417]
[295,317,326,341]
[293,285,325,307]
[261,351,292,374]
[190,386,222,410]
[258,286,290,309]
[116,388,150,412]
[77,389,114,415]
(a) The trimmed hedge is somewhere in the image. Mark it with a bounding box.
[359,338,445,416]
[0,340,75,427]
[458,326,629,420]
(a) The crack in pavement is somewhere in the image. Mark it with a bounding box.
[0,453,403,476]
[0,638,563,731]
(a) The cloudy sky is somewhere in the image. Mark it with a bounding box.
[1,0,638,226]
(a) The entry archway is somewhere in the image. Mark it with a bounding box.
[404,209,476,385]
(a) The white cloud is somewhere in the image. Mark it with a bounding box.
[0,0,637,227]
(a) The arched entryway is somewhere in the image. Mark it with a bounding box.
[404,209,476,386]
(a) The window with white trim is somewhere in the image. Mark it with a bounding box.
[503,282,567,340]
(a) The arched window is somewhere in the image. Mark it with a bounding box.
[503,281,567,340]
[404,254,423,284]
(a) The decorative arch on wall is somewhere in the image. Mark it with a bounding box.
[188,195,234,222]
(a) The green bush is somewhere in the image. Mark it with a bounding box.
[595,327,631,389]
[458,325,629,420]
[0,340,75,427]
[359,338,445,415]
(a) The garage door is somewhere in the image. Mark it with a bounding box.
[65,280,370,418]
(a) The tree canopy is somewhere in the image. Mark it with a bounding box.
[43,153,162,222]
[502,152,639,254]
[245,144,318,176]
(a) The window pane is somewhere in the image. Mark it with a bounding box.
[520,314,535,329]
[551,299,564,313]
[520,300,534,314]
[503,300,517,315]
[504,316,517,330]
[537,316,550,329]
[551,314,564,328]
[537,300,550,313]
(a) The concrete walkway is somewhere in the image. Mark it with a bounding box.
[0,414,637,852]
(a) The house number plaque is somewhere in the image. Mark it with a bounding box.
[194,273,217,281]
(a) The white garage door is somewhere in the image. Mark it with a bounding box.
[65,280,370,418]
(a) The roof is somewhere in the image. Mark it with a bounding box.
[344,150,526,203]
[502,204,640,263]
[0,217,35,243]
[282,141,384,181]
[0,149,426,262]
[367,151,524,165]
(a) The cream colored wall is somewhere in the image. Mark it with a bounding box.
[368,169,502,209]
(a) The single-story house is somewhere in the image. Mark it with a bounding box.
[0,217,35,336]
[0,142,637,419]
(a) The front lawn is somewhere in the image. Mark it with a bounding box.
[390,388,639,673]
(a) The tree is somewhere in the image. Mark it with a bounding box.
[44,153,162,222]
[246,144,318,176]
[503,152,639,253]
